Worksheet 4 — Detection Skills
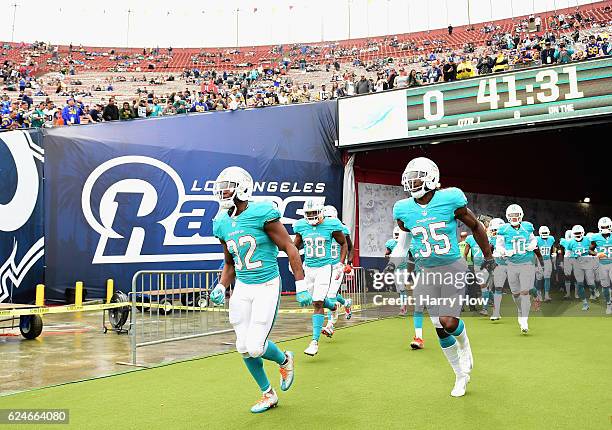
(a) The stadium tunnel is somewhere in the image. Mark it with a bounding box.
[344,120,612,268]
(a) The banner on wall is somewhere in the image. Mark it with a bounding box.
[43,102,342,300]
[0,130,45,304]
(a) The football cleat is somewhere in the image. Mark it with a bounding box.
[410,337,424,350]
[479,308,488,316]
[519,318,529,334]
[321,325,334,338]
[490,316,501,321]
[581,302,590,311]
[330,304,339,324]
[344,298,352,320]
[304,340,319,356]
[399,305,407,316]
[606,303,612,315]
[250,389,278,413]
[459,345,474,374]
[450,373,470,397]
[279,351,294,392]
[544,294,552,302]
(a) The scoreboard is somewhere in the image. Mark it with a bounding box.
[337,57,612,147]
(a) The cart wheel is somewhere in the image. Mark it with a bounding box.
[20,315,43,339]
[158,298,173,316]
[197,294,209,308]
[108,291,130,330]
[181,293,205,307]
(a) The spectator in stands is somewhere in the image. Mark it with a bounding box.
[318,84,330,100]
[102,98,119,121]
[355,75,371,94]
[119,101,134,120]
[21,90,33,108]
[457,58,475,80]
[535,15,542,32]
[387,69,397,89]
[448,24,453,36]
[62,98,82,125]
[442,59,457,82]
[555,42,575,63]
[541,41,557,65]
[425,62,442,83]
[407,69,421,87]
[89,104,102,122]
[492,51,509,72]
[375,73,388,92]
[30,102,46,128]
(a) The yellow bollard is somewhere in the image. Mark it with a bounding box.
[75,281,83,306]
[106,279,114,304]
[35,284,45,306]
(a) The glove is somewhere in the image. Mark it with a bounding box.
[480,258,497,274]
[296,291,313,307]
[210,284,226,305]
[343,264,353,274]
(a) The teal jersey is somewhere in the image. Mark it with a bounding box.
[393,187,467,268]
[536,236,555,260]
[213,201,281,284]
[497,221,535,264]
[465,235,484,266]
[559,238,574,257]
[591,233,612,265]
[490,236,506,266]
[385,239,397,252]
[566,237,592,258]
[294,217,344,267]
[330,221,350,265]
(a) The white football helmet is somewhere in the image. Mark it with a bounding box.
[488,218,505,236]
[401,157,440,199]
[598,217,612,235]
[564,230,572,240]
[213,166,254,209]
[571,224,585,241]
[323,205,338,219]
[393,226,401,240]
[539,226,550,239]
[303,198,324,225]
[505,204,523,226]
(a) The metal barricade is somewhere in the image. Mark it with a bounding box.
[342,267,369,319]
[125,270,232,366]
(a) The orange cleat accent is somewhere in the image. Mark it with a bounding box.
[410,337,424,350]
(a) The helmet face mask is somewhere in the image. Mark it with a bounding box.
[401,157,439,199]
[214,167,253,210]
[393,226,401,240]
[572,225,585,241]
[506,204,523,226]
[303,199,325,226]
[488,218,504,236]
[599,217,612,235]
[539,226,550,239]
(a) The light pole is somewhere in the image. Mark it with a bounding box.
[126,9,132,47]
[235,8,239,47]
[10,3,19,43]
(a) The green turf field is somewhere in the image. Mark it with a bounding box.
[2,316,611,430]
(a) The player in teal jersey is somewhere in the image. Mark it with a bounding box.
[535,226,556,302]
[562,225,597,311]
[210,166,305,413]
[489,218,508,321]
[495,204,544,333]
[321,205,354,337]
[464,231,493,316]
[293,199,348,356]
[391,157,495,397]
[590,217,612,314]
[559,230,577,299]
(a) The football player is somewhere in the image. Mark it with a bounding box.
[536,226,556,302]
[563,225,597,311]
[293,199,348,356]
[495,204,544,334]
[559,230,577,299]
[464,229,493,316]
[321,205,353,337]
[590,217,612,315]
[392,157,495,397]
[488,218,507,321]
[210,166,304,413]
